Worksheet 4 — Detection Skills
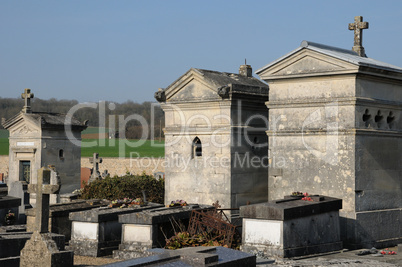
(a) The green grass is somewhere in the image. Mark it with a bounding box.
[0,138,8,155]
[82,127,109,134]
[0,137,164,158]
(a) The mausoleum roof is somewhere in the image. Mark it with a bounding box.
[191,68,268,88]
[2,111,87,131]
[256,40,402,75]
[155,67,268,103]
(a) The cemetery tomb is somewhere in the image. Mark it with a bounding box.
[240,195,343,258]
[257,17,402,248]
[155,65,269,214]
[25,199,110,242]
[113,204,214,260]
[68,202,164,257]
[2,89,87,212]
[106,246,256,267]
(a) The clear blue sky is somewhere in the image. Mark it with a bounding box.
[1,1,401,103]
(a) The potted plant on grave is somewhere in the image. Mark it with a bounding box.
[169,199,187,207]
[291,191,304,197]
[129,198,144,207]
[4,210,16,225]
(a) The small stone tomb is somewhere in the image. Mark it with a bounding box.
[240,195,343,258]
[106,246,256,267]
[26,199,110,242]
[113,204,213,260]
[68,202,164,257]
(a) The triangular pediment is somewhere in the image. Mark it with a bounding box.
[165,69,220,102]
[9,116,40,137]
[258,49,359,80]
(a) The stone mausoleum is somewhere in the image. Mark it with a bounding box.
[256,18,401,247]
[2,89,87,199]
[155,65,269,211]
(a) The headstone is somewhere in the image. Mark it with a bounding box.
[20,167,73,267]
[49,165,61,205]
[106,246,256,267]
[113,204,214,260]
[240,195,343,258]
[8,181,29,222]
[89,153,102,182]
[68,202,164,257]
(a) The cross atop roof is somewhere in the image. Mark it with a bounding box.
[21,88,34,113]
[348,16,369,57]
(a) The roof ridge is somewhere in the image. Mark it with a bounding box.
[301,40,359,56]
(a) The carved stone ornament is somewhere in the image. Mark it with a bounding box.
[217,85,230,98]
[154,90,166,102]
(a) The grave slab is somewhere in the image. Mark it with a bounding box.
[105,246,256,267]
[68,202,164,257]
[113,204,214,260]
[240,195,343,258]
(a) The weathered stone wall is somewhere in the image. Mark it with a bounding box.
[81,157,165,177]
[0,155,8,178]
[0,155,165,181]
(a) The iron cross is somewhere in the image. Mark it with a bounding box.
[348,16,369,57]
[21,88,34,113]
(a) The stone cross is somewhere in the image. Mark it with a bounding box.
[89,152,103,182]
[348,16,369,57]
[21,88,34,113]
[27,167,60,233]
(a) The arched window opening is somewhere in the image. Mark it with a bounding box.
[59,149,64,159]
[192,137,202,158]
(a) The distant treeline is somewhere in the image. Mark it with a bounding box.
[0,97,164,140]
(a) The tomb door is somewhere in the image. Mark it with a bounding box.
[20,160,31,183]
